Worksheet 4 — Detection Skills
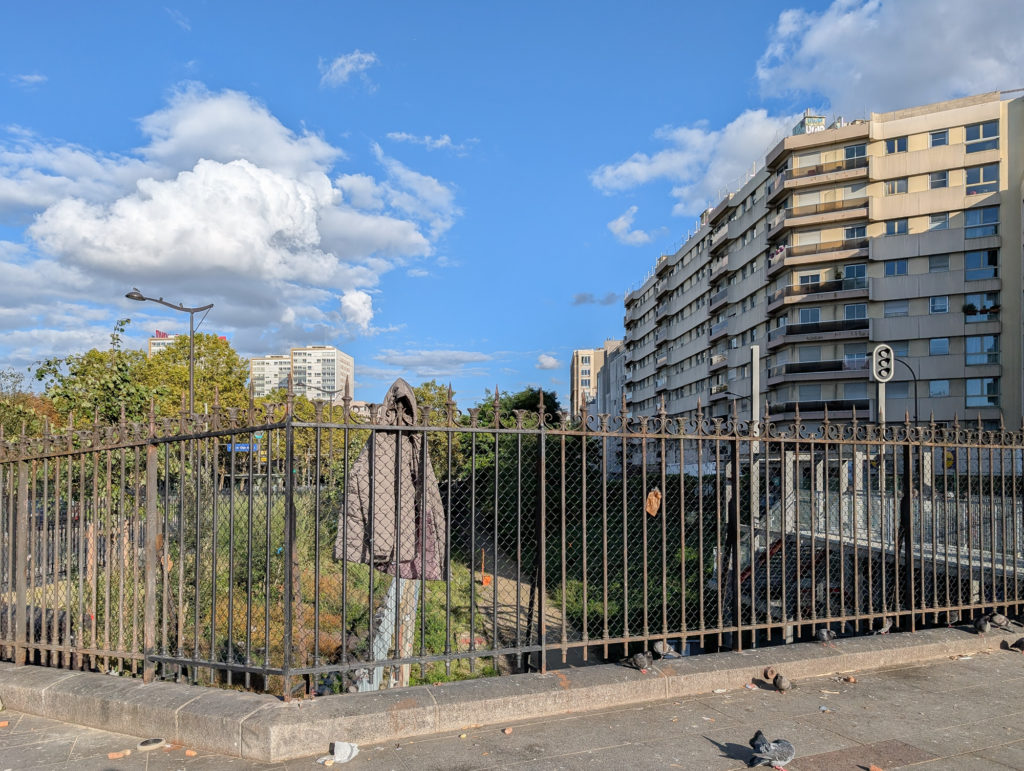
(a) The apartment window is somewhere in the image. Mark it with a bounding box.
[799,273,821,285]
[799,307,820,324]
[890,340,909,357]
[930,129,949,147]
[885,218,908,235]
[884,259,908,276]
[581,369,591,376]
[844,343,867,365]
[845,382,868,400]
[929,338,949,355]
[928,254,949,272]
[929,380,950,398]
[966,163,999,195]
[965,205,999,238]
[965,249,998,280]
[965,120,998,153]
[884,300,909,318]
[581,355,591,364]
[888,381,910,398]
[929,170,948,189]
[966,377,999,407]
[929,213,949,231]
[799,346,821,362]
[884,177,908,195]
[885,136,907,154]
[844,143,866,160]
[581,379,590,387]
[845,303,867,320]
[845,263,866,287]
[929,296,949,314]
[964,291,999,322]
[799,384,821,401]
[966,335,999,365]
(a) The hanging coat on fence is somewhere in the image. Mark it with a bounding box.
[334,378,446,580]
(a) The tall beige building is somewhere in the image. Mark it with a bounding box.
[570,340,622,417]
[250,345,355,403]
[624,91,1023,428]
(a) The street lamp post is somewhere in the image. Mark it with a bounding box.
[125,288,214,415]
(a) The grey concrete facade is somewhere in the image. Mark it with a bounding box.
[624,91,1024,429]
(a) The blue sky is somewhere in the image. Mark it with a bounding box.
[2,1,1022,408]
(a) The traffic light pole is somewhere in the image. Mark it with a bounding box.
[876,381,886,425]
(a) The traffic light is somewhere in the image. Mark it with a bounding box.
[872,344,894,383]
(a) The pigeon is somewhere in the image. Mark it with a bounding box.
[773,672,792,694]
[653,639,674,658]
[815,628,837,647]
[975,614,992,636]
[945,610,960,627]
[748,729,796,769]
[1009,637,1024,653]
[989,612,1017,631]
[872,617,893,635]
[631,650,653,673]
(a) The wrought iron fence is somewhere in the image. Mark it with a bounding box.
[2,390,1024,698]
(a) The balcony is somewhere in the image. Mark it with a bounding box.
[767,156,869,203]
[766,357,869,385]
[709,319,729,342]
[771,198,870,238]
[766,237,869,278]
[766,318,870,350]
[710,383,730,395]
[709,287,728,311]
[767,276,868,314]
[767,399,870,417]
[709,258,729,281]
[709,352,728,371]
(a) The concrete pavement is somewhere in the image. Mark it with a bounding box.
[5,646,1024,768]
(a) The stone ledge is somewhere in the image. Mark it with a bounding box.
[0,627,1015,762]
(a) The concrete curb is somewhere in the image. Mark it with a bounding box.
[0,627,1016,761]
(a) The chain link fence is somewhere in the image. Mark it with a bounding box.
[3,393,1024,696]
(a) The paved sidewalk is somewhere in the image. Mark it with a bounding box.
[5,646,1024,769]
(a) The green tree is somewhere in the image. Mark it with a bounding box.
[142,332,250,416]
[34,319,152,425]
[0,368,57,437]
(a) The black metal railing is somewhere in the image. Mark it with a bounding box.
[768,318,870,341]
[771,276,868,304]
[3,390,1024,699]
[782,155,868,181]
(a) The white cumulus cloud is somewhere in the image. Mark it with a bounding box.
[340,289,374,331]
[536,354,560,370]
[592,111,795,217]
[607,205,655,246]
[592,0,1022,219]
[319,50,379,88]
[0,84,462,367]
[757,0,1024,115]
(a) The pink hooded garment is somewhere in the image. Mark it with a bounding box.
[334,378,446,580]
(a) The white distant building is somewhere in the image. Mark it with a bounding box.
[249,345,355,403]
[147,330,179,357]
[250,354,292,398]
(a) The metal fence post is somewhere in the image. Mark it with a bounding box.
[282,410,296,699]
[14,459,29,665]
[900,441,914,630]
[143,431,158,683]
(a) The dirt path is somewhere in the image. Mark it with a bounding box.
[473,544,596,672]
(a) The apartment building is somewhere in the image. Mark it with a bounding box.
[146,331,179,357]
[570,340,622,417]
[249,345,355,403]
[249,354,292,398]
[623,91,1023,428]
